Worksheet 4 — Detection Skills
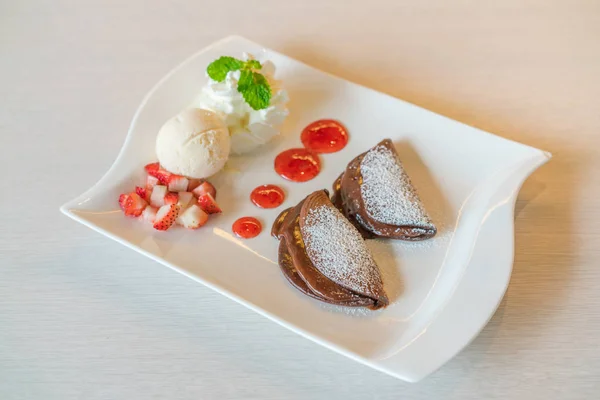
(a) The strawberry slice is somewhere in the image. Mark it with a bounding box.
[187,179,204,191]
[167,175,189,192]
[146,175,159,189]
[176,192,194,209]
[164,192,179,205]
[150,185,167,207]
[119,193,130,211]
[176,204,208,229]
[145,163,172,185]
[154,169,173,185]
[141,205,158,223]
[144,162,160,175]
[145,162,191,190]
[197,193,221,214]
[135,186,146,199]
[123,192,147,217]
[192,181,217,199]
[135,186,152,202]
[153,204,180,231]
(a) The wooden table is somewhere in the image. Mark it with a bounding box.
[2,1,599,398]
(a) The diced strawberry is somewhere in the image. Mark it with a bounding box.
[155,169,173,185]
[144,162,191,190]
[135,186,146,199]
[150,185,167,207]
[176,204,208,229]
[135,186,152,202]
[120,193,145,216]
[176,192,194,209]
[197,193,221,214]
[145,163,172,185]
[141,206,158,223]
[192,181,217,199]
[187,179,203,191]
[153,204,180,231]
[146,174,159,189]
[123,192,147,217]
[164,192,179,205]
[167,175,189,192]
[119,193,130,211]
[144,162,160,175]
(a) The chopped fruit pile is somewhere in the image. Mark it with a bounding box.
[117,162,222,231]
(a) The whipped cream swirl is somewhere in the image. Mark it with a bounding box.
[192,53,289,155]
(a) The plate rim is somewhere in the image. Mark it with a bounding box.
[60,35,551,382]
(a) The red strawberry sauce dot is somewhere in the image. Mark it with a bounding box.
[300,119,348,153]
[250,184,285,209]
[274,148,321,182]
[232,217,262,239]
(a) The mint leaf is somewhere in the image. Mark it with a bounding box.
[207,56,243,82]
[207,55,272,109]
[244,60,262,70]
[237,69,271,110]
[236,68,253,92]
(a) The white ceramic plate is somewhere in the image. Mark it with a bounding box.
[61,35,550,382]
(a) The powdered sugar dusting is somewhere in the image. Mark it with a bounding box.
[361,144,434,228]
[318,302,380,317]
[301,205,381,296]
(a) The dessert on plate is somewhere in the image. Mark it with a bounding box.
[116,53,291,234]
[117,163,221,231]
[332,139,436,240]
[272,190,389,310]
[63,37,550,380]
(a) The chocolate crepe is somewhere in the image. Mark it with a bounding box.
[332,139,436,240]
[272,190,388,310]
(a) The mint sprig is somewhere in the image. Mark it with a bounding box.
[206,56,271,111]
[206,56,243,81]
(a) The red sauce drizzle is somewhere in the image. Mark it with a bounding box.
[301,119,349,153]
[274,148,321,182]
[232,217,262,239]
[250,184,285,209]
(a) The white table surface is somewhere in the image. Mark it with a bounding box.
[2,1,599,398]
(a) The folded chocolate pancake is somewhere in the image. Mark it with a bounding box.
[272,190,388,309]
[332,139,436,240]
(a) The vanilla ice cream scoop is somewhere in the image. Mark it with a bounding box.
[156,108,230,179]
